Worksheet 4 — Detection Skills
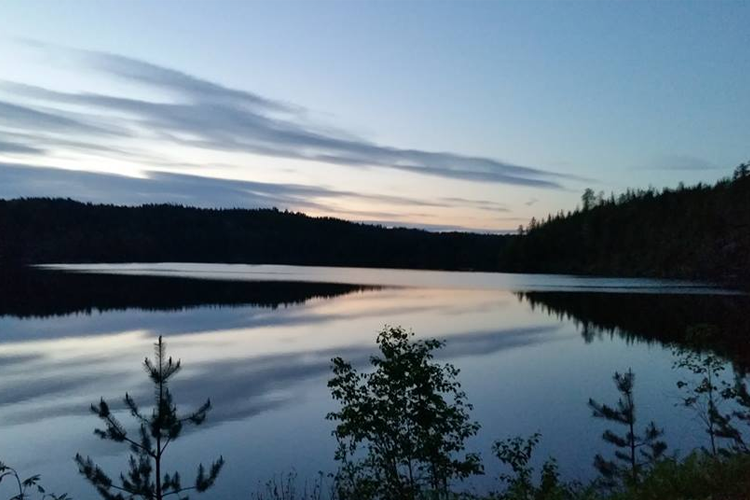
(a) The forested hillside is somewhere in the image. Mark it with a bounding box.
[501,163,750,283]
[1,163,748,283]
[0,199,508,271]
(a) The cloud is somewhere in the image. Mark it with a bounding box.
[642,154,722,171]
[0,162,531,231]
[0,163,486,215]
[0,136,44,155]
[359,219,510,234]
[0,99,117,136]
[0,322,561,425]
[440,196,509,212]
[0,163,352,211]
[0,42,580,189]
[75,46,296,113]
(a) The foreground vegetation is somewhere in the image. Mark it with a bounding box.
[3,327,750,500]
[322,327,750,500]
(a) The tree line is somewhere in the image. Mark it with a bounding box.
[502,162,750,283]
[1,162,749,283]
[0,200,507,272]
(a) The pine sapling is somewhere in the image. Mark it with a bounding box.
[75,336,224,500]
[588,369,666,488]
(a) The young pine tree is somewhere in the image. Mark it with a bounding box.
[75,336,224,500]
[588,369,666,488]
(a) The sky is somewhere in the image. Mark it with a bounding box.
[0,0,748,232]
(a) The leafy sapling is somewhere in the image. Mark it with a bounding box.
[723,372,750,452]
[672,326,737,455]
[327,326,482,500]
[492,433,565,500]
[0,462,69,500]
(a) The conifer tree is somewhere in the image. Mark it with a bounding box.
[733,162,749,180]
[581,188,596,211]
[75,336,224,500]
[588,369,666,487]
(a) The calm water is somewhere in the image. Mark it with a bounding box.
[0,264,747,497]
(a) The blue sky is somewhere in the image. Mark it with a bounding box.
[0,0,748,232]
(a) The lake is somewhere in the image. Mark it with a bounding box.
[0,263,747,498]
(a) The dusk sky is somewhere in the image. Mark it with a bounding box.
[0,0,748,232]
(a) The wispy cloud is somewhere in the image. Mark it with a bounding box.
[0,41,579,189]
[0,163,514,231]
[0,99,117,136]
[0,137,44,155]
[441,196,509,212]
[0,163,377,212]
[640,154,722,171]
[356,220,513,234]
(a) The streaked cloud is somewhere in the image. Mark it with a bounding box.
[0,137,43,155]
[0,163,511,231]
[643,154,722,171]
[0,42,577,189]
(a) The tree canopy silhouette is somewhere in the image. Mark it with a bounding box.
[0,199,505,272]
[2,161,749,283]
[503,162,750,283]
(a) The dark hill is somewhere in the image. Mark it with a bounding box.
[1,162,748,283]
[501,163,750,284]
[0,198,508,271]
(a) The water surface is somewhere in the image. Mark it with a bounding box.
[0,264,747,497]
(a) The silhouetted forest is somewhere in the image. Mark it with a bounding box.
[518,291,750,368]
[0,199,507,271]
[502,163,750,283]
[0,269,373,318]
[1,162,749,283]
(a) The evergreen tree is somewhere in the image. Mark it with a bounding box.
[733,162,749,180]
[581,189,596,211]
[588,369,666,487]
[327,326,482,500]
[75,336,224,500]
